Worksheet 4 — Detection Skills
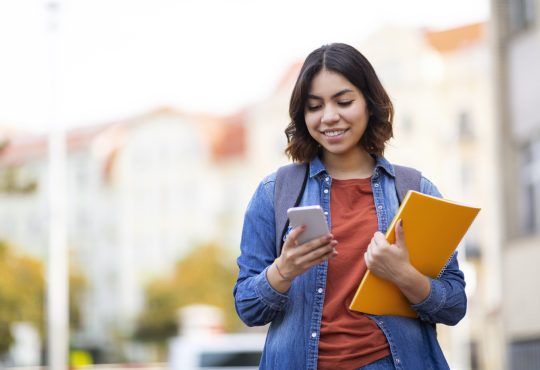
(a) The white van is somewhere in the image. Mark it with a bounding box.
[168,333,266,370]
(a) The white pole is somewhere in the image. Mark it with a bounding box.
[45,0,68,369]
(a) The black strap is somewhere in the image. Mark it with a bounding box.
[274,163,309,256]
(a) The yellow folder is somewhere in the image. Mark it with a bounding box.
[349,190,480,317]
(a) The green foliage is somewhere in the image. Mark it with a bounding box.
[134,243,242,343]
[0,167,38,194]
[0,241,87,355]
[0,240,44,354]
[69,259,87,331]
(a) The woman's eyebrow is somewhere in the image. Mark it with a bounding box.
[307,89,355,100]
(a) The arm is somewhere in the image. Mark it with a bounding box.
[411,252,466,325]
[365,177,467,325]
[365,220,431,305]
[233,178,338,326]
[365,223,466,325]
[233,178,285,326]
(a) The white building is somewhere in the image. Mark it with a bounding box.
[0,107,248,361]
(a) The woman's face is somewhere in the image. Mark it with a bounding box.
[304,69,370,160]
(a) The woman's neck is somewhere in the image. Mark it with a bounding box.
[322,149,376,180]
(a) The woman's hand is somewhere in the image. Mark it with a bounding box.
[267,225,338,293]
[364,220,431,304]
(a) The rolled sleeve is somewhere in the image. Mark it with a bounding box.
[234,176,290,326]
[411,278,447,317]
[409,252,467,325]
[255,266,289,311]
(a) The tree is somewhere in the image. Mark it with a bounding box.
[0,240,87,356]
[134,243,242,343]
[0,240,44,355]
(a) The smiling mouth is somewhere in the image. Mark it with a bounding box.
[322,129,348,137]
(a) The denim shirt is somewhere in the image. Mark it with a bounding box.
[234,156,467,370]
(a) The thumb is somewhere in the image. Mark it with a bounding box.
[395,219,406,248]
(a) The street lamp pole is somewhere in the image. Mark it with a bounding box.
[46,1,68,369]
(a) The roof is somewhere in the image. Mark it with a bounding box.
[0,107,246,169]
[424,22,486,53]
[273,61,302,94]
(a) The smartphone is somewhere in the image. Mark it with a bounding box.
[287,205,330,245]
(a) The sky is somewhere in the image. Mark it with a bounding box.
[0,0,489,133]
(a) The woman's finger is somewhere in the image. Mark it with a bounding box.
[297,241,337,267]
[283,225,307,250]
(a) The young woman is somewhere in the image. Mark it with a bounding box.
[233,43,466,370]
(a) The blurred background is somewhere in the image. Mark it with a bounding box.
[0,0,539,369]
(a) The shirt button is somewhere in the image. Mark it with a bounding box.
[325,177,330,182]
[377,205,383,210]
[317,288,323,293]
[324,211,328,216]
[395,358,401,364]
[323,189,329,194]
[311,332,317,338]
[374,183,379,187]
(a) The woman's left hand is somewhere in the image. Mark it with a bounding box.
[364,219,431,304]
[364,219,410,285]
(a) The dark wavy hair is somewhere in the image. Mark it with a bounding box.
[285,43,394,162]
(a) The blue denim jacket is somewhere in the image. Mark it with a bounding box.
[234,156,467,370]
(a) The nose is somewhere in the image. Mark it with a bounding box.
[321,105,339,125]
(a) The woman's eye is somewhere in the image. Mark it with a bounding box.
[306,105,322,111]
[337,100,353,106]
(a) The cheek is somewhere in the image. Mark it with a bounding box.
[304,113,320,132]
[343,107,369,127]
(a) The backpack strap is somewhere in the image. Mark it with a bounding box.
[274,163,309,257]
[393,164,422,202]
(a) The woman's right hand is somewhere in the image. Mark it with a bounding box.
[267,226,338,293]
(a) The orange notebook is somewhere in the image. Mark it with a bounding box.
[349,190,480,317]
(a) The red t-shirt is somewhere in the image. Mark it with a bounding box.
[318,178,391,370]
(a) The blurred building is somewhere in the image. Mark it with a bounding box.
[0,108,249,360]
[492,0,540,369]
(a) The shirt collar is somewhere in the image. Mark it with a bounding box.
[373,155,395,177]
[308,154,395,178]
[308,156,327,178]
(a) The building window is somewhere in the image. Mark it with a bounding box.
[470,340,480,370]
[520,138,540,234]
[458,111,474,141]
[461,163,474,191]
[508,0,536,34]
[510,338,540,370]
[401,115,414,135]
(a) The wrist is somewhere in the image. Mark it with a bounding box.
[393,263,417,288]
[274,259,292,282]
[393,264,431,304]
